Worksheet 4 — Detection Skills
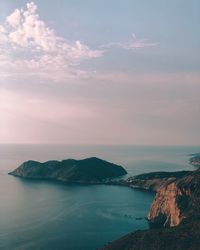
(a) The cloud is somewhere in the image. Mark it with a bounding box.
[0,2,103,81]
[101,33,158,50]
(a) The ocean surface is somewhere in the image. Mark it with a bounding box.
[0,144,199,250]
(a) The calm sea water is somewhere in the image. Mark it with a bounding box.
[0,144,199,250]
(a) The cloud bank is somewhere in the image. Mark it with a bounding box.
[0,2,103,81]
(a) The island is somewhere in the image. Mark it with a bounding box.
[9,157,127,183]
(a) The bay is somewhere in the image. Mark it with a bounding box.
[0,144,198,250]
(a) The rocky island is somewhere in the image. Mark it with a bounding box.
[101,154,200,250]
[9,157,127,183]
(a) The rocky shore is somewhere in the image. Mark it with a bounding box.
[101,154,200,250]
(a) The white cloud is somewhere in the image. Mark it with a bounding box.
[6,9,21,28]
[101,33,158,50]
[0,2,103,81]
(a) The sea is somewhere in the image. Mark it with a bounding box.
[0,144,199,250]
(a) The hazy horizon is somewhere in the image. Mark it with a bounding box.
[0,1,200,145]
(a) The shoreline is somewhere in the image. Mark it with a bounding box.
[7,153,200,250]
[100,155,200,249]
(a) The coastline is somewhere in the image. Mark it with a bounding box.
[4,148,200,250]
[100,154,200,249]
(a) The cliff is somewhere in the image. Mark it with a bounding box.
[148,168,200,227]
[9,157,127,183]
[101,168,200,250]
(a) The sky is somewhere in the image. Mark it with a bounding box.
[0,0,200,145]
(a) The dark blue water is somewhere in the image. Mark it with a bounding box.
[0,145,199,250]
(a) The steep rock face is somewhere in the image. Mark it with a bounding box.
[101,169,200,250]
[9,157,127,183]
[148,168,200,227]
[148,182,182,226]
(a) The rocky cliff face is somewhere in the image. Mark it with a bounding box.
[148,168,200,227]
[148,182,183,226]
[101,167,200,250]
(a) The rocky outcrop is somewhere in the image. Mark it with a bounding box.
[9,157,127,183]
[101,167,200,250]
[148,168,200,227]
[148,182,182,227]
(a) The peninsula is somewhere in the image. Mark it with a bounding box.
[9,157,127,183]
[101,154,200,250]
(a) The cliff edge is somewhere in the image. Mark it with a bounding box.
[148,168,200,227]
[101,155,200,250]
